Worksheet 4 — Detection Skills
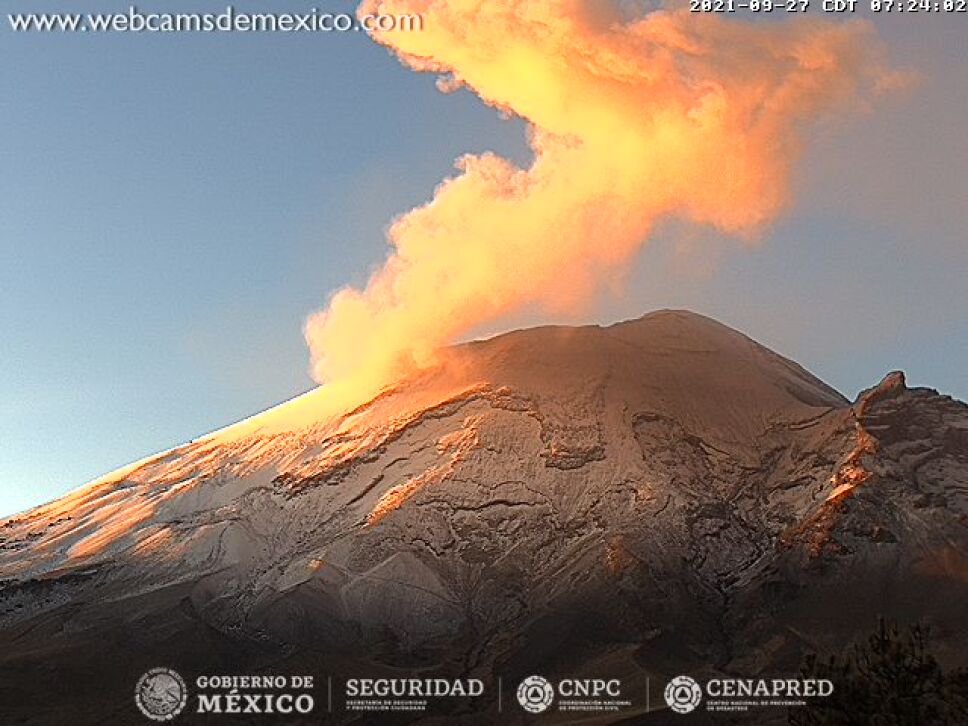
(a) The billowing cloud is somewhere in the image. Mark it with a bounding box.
[305,0,898,396]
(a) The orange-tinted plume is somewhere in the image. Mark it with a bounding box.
[305,0,897,395]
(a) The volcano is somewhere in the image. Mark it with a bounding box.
[1,310,966,724]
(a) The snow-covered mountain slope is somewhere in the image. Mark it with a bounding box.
[1,310,966,724]
[0,310,846,580]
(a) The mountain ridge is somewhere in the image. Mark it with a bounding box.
[1,309,965,724]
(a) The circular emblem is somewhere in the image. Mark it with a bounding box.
[135,667,188,721]
[516,674,555,714]
[664,675,702,715]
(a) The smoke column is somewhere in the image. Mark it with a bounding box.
[305,0,898,394]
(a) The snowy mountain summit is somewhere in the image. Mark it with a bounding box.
[1,310,966,724]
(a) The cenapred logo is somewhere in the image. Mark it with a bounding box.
[664,675,702,715]
[135,667,188,721]
[516,675,555,714]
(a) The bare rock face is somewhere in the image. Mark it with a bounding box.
[1,310,966,724]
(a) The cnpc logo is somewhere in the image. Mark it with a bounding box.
[516,675,622,714]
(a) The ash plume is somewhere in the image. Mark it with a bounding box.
[305,0,899,395]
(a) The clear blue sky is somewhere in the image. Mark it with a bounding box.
[1,2,965,516]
